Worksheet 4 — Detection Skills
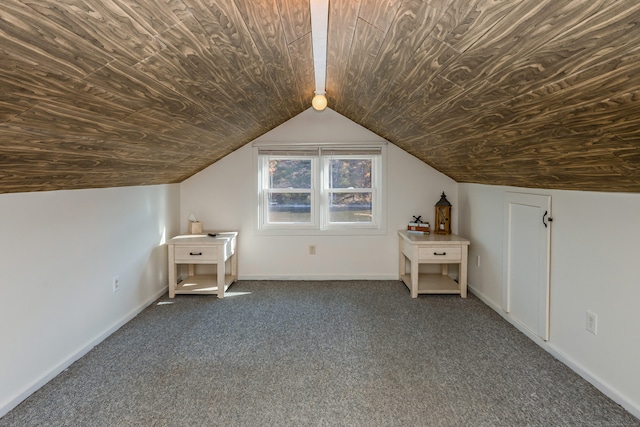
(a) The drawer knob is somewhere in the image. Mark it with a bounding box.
[189,252,203,256]
[434,252,447,256]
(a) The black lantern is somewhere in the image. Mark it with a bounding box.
[434,192,451,235]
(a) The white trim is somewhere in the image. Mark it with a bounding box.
[255,144,387,235]
[544,345,640,420]
[468,284,640,421]
[321,153,380,230]
[238,274,398,281]
[0,286,167,418]
[258,154,318,230]
[252,141,387,148]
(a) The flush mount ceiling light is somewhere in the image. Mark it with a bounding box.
[310,0,329,111]
[312,91,327,111]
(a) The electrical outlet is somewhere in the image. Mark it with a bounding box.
[586,310,597,335]
[309,245,316,255]
[113,276,120,293]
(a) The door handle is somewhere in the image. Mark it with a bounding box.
[542,211,553,228]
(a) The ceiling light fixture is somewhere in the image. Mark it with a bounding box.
[312,91,327,111]
[310,0,329,111]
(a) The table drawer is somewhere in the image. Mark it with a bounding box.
[174,246,217,263]
[418,246,462,262]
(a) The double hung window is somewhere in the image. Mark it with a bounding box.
[257,145,384,233]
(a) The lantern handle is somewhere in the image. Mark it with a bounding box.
[542,211,553,228]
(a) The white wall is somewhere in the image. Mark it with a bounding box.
[3,109,637,421]
[459,183,640,418]
[180,108,458,279]
[0,184,180,416]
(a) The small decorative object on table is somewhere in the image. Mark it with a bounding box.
[434,192,451,235]
[188,213,203,234]
[408,215,430,234]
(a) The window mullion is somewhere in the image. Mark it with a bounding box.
[269,188,312,194]
[327,188,372,193]
[312,155,321,228]
[320,154,329,229]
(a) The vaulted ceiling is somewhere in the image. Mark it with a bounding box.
[1,0,639,194]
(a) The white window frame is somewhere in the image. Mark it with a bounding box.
[255,143,386,236]
[259,153,319,231]
[320,152,380,230]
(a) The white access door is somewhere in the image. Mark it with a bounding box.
[503,192,551,341]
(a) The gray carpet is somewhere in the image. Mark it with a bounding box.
[2,280,638,426]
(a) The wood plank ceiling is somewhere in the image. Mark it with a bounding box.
[1,0,640,194]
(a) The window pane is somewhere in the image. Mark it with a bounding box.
[329,159,371,189]
[328,192,372,223]
[267,192,311,223]
[269,159,312,189]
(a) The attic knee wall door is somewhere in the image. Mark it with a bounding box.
[503,192,551,341]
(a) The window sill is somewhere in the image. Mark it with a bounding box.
[255,225,386,236]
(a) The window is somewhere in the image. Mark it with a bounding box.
[257,145,385,233]
[264,156,316,227]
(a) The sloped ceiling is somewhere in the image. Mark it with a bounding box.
[1,0,639,194]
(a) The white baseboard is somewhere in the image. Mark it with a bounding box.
[0,286,167,418]
[468,284,640,421]
[238,274,399,281]
[546,343,640,420]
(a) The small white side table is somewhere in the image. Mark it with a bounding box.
[398,230,470,298]
[167,231,238,298]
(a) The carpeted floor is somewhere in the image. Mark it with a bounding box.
[2,280,638,426]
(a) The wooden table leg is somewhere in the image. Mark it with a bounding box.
[410,254,419,298]
[441,264,449,276]
[231,252,237,279]
[168,254,176,298]
[217,251,225,298]
[460,248,468,298]
[216,260,226,298]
